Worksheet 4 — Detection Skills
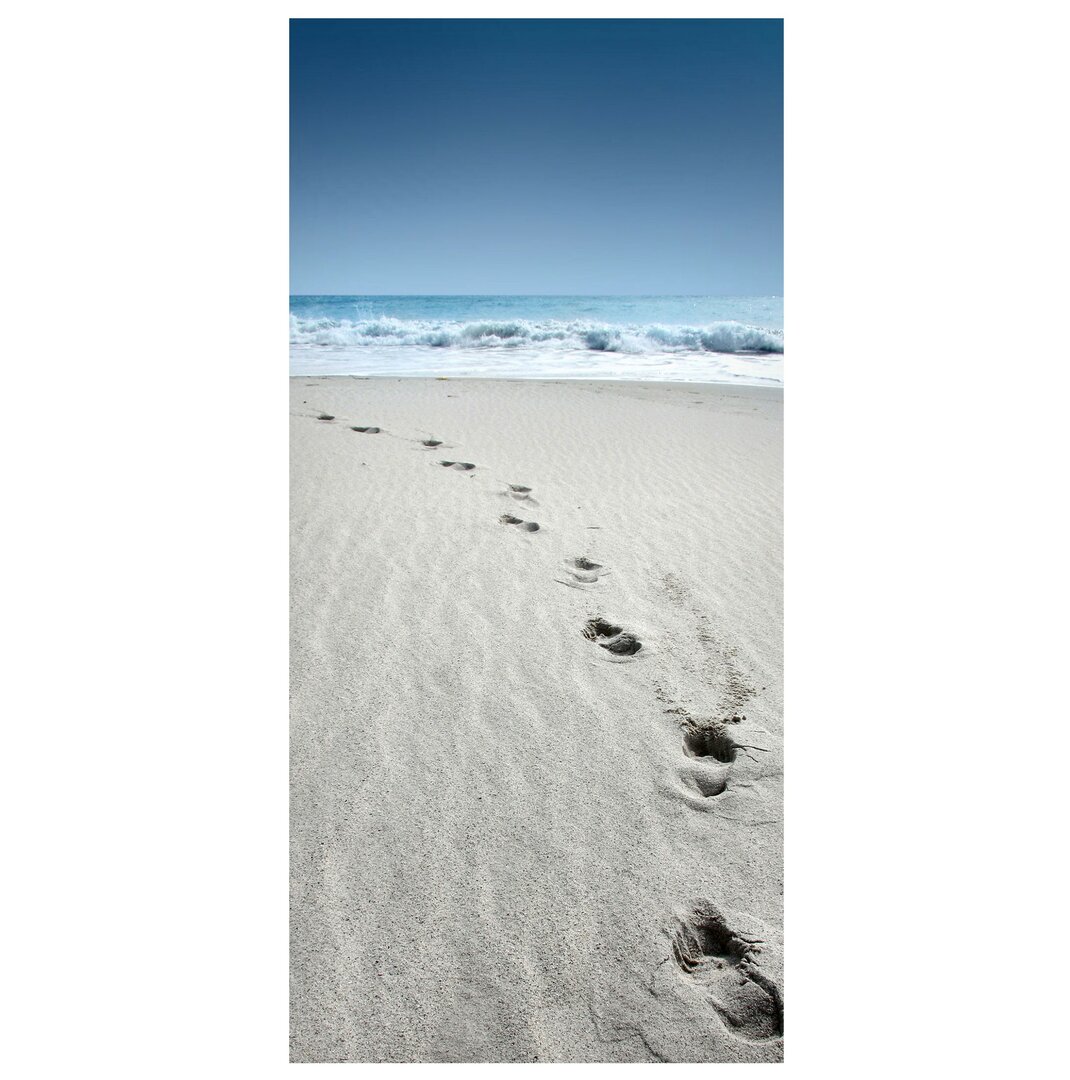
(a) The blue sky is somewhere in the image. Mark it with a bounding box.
[290,19,782,295]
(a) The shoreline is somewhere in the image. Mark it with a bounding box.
[289,372,785,391]
[290,345,783,387]
[291,377,783,1062]
[291,375,784,388]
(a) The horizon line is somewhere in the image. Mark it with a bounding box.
[289,293,784,299]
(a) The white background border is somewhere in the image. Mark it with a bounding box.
[4,2,1066,1076]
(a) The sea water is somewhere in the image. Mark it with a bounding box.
[290,296,783,385]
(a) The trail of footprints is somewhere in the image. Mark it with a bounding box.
[307,400,781,1048]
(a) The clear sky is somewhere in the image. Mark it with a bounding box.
[290,19,782,296]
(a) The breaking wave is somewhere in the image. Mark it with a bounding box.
[289,315,783,354]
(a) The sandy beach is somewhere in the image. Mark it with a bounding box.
[290,376,783,1062]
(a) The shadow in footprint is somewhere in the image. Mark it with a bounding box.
[439,460,476,471]
[682,723,738,763]
[582,617,642,656]
[350,426,381,433]
[682,721,769,766]
[316,414,334,421]
[500,514,540,532]
[671,903,783,1041]
[421,439,443,447]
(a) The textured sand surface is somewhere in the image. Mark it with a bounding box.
[290,377,783,1062]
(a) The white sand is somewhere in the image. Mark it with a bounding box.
[291,377,783,1062]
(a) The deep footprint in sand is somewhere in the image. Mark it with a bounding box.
[350,426,381,433]
[675,719,770,806]
[500,514,540,532]
[671,904,783,1041]
[582,617,642,656]
[677,720,736,800]
[682,722,739,764]
[439,460,476,471]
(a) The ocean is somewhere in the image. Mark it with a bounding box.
[290,295,783,385]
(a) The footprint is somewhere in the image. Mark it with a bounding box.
[421,439,443,447]
[439,460,476,471]
[678,764,731,799]
[582,618,642,656]
[671,904,783,1041]
[677,718,737,801]
[682,722,739,764]
[504,483,537,504]
[561,556,610,585]
[500,514,540,532]
[350,426,381,433]
[673,719,771,810]
[316,413,334,421]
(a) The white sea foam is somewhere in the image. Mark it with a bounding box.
[289,315,783,354]
[290,342,782,386]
